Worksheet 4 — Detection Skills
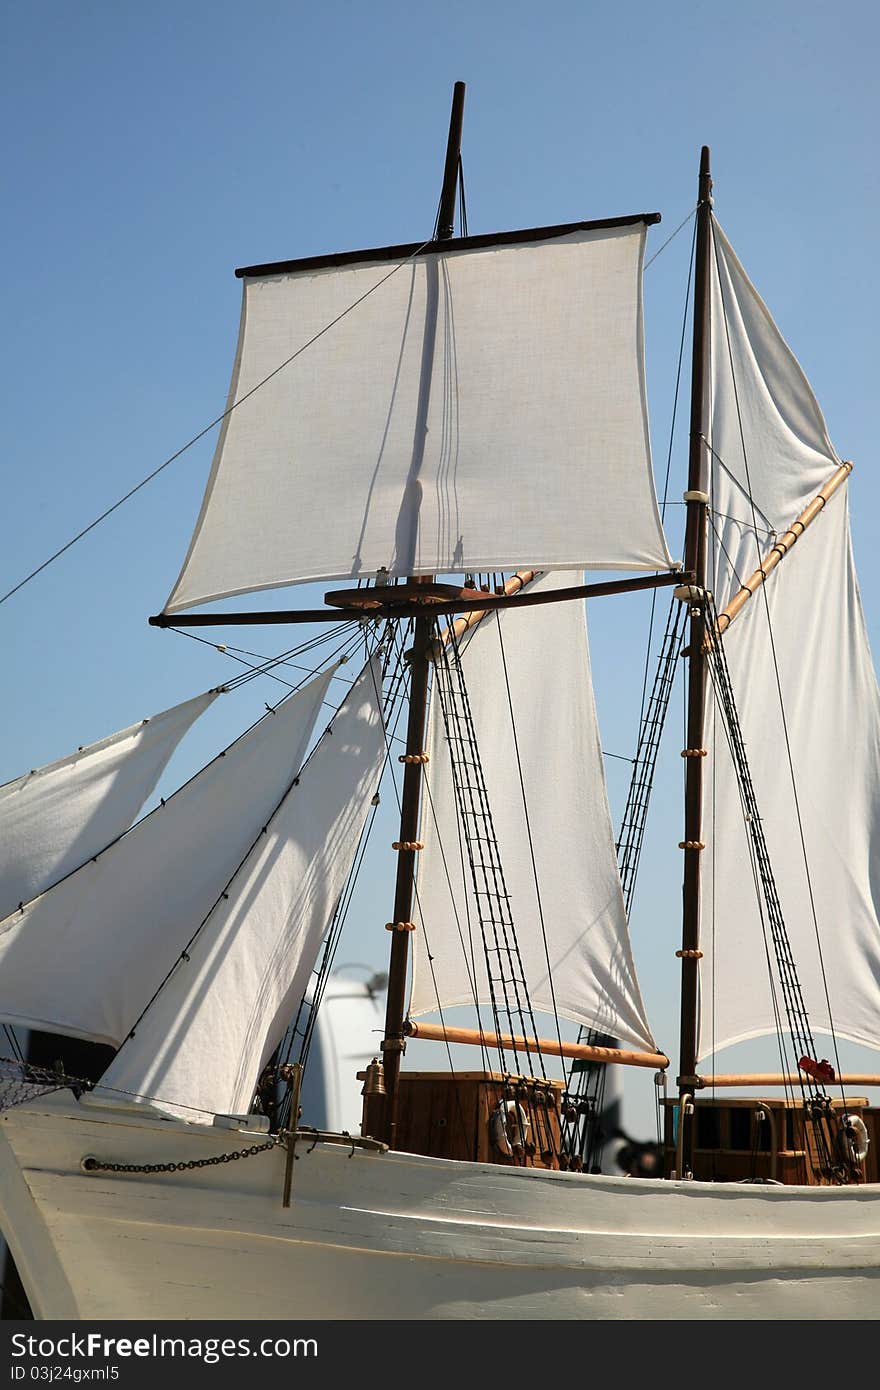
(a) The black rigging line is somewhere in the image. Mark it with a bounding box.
[703,621,801,1120]
[113,638,386,1055]
[432,641,515,1072]
[643,206,697,272]
[433,625,548,1087]
[705,597,843,1178]
[279,629,407,1086]
[280,638,395,1096]
[419,768,492,1077]
[292,628,407,1074]
[410,619,493,1075]
[2,240,433,609]
[636,210,697,728]
[349,625,472,1131]
[562,593,683,1167]
[0,651,363,923]
[167,622,362,692]
[707,511,748,595]
[171,621,364,695]
[2,1026,24,1063]
[616,595,685,915]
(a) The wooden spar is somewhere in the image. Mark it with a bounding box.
[377,611,431,1148]
[440,570,536,645]
[150,571,687,629]
[677,145,713,1167]
[712,461,854,636]
[405,1020,669,1071]
[697,1072,880,1089]
[234,214,662,281]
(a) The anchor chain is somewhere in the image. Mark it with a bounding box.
[81,1136,283,1175]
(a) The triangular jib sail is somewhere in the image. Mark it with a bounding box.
[0,670,333,1046]
[0,689,218,920]
[165,221,672,611]
[100,657,387,1121]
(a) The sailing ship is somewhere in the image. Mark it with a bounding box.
[1,83,879,1320]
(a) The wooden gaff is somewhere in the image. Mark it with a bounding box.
[696,1072,880,1088]
[405,1020,668,1070]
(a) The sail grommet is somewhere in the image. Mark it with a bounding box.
[385,921,416,932]
[392,840,424,851]
[680,748,708,758]
[678,840,705,850]
[676,949,703,959]
[398,753,429,764]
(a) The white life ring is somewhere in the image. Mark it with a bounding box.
[842,1114,870,1164]
[491,1099,531,1158]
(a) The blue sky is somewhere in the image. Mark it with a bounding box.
[3,2,878,1133]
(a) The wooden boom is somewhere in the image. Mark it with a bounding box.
[697,1072,880,1088]
[405,1020,669,1070]
[714,461,853,636]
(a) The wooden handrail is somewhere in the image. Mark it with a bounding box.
[405,1020,669,1070]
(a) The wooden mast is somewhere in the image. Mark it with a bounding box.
[676,146,713,1173]
[371,82,467,1149]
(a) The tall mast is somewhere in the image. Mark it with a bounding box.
[372,82,466,1148]
[677,146,712,1168]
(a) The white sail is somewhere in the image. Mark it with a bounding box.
[699,223,880,1058]
[704,222,841,581]
[100,658,386,1121]
[165,222,672,612]
[0,670,333,1047]
[0,690,217,920]
[411,571,657,1052]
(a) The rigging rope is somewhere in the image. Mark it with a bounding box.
[617,595,686,915]
[643,206,697,271]
[1,238,434,608]
[561,593,684,1169]
[432,624,550,1092]
[113,627,387,1058]
[279,626,404,1085]
[167,620,363,693]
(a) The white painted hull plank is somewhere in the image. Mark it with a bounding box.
[1,1095,877,1320]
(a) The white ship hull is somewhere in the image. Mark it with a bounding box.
[1,1091,878,1320]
